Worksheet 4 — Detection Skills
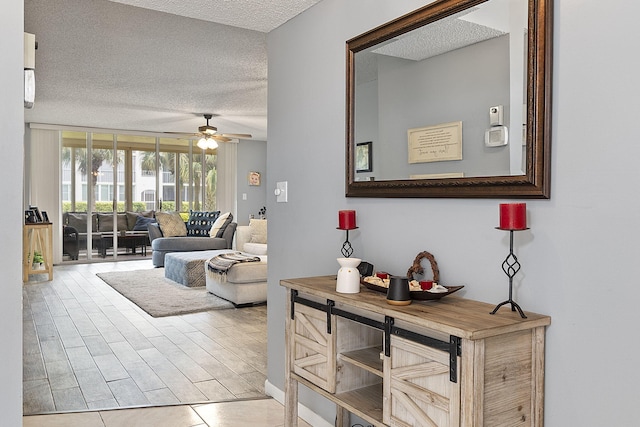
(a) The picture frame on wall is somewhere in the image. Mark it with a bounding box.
[356,141,372,172]
[248,171,261,186]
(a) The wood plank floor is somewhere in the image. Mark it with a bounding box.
[23,259,267,415]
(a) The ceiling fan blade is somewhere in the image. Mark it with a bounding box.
[163,131,198,137]
[220,133,252,139]
[210,135,232,143]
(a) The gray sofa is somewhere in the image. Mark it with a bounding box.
[63,211,154,259]
[148,222,237,267]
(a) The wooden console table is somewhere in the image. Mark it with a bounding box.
[281,276,551,427]
[23,223,53,282]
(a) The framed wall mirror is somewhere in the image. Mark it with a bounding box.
[346,0,552,198]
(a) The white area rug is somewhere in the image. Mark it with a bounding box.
[97,268,233,317]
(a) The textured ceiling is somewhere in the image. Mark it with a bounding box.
[107,0,322,33]
[373,19,505,62]
[24,0,321,140]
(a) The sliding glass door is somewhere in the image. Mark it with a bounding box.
[61,131,217,262]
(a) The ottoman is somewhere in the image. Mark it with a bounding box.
[205,253,268,306]
[164,250,231,288]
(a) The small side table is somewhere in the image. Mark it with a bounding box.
[23,223,53,282]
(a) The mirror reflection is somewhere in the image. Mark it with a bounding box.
[346,0,551,198]
[354,0,528,182]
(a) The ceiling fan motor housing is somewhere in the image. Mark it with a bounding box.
[198,124,217,134]
[199,114,217,134]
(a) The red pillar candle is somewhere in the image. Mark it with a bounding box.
[499,203,527,230]
[338,210,357,230]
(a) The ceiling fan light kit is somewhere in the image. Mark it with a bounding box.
[197,136,218,150]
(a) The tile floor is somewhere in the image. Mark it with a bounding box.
[22,259,304,425]
[23,398,313,426]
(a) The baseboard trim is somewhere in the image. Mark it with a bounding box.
[264,380,333,427]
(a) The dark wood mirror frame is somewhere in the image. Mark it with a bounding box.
[345,0,552,198]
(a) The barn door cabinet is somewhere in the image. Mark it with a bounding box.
[281,276,550,427]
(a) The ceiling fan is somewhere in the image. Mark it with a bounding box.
[194,114,252,150]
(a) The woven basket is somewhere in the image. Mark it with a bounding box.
[406,251,440,283]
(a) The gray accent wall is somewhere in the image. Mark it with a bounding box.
[266,1,640,426]
[236,140,267,226]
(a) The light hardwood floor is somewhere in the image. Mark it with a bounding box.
[23,259,268,415]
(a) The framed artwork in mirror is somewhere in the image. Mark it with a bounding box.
[356,141,372,173]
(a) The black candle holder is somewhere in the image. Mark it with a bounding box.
[490,228,528,319]
[337,227,358,258]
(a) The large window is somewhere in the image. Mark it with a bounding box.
[61,131,218,261]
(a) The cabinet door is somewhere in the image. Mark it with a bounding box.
[291,303,336,393]
[385,336,460,427]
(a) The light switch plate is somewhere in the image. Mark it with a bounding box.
[275,181,288,203]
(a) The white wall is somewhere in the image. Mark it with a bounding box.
[0,0,26,424]
[266,1,640,425]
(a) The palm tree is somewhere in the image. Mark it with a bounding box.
[139,150,217,212]
[204,158,217,211]
[62,146,119,212]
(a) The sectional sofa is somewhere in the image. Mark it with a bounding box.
[147,211,237,267]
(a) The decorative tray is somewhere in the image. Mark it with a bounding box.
[361,280,464,301]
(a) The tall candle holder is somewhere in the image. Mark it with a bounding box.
[337,210,357,258]
[337,227,358,257]
[490,228,528,319]
[491,203,528,319]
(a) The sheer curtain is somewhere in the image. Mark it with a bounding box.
[215,142,237,219]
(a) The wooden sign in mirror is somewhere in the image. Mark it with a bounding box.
[346,0,552,198]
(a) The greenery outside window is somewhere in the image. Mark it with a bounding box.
[61,131,218,261]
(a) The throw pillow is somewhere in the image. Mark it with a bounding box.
[155,211,187,237]
[97,213,128,232]
[209,212,233,238]
[66,212,97,233]
[133,215,157,231]
[126,211,154,230]
[126,211,142,230]
[186,210,220,237]
[66,213,88,233]
[249,219,267,244]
